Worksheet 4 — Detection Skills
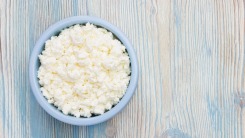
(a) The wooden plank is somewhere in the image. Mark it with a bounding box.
[0,0,244,137]
[0,1,4,137]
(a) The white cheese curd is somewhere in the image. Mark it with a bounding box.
[38,23,131,117]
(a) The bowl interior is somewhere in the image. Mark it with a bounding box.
[29,16,138,125]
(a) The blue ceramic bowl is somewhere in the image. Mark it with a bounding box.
[29,16,138,126]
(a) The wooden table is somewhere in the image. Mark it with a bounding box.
[1,0,244,137]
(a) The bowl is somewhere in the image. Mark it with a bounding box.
[29,16,138,126]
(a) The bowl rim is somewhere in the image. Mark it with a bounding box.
[29,16,138,126]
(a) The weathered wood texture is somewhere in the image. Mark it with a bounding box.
[0,0,244,137]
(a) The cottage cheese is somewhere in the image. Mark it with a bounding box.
[38,23,130,117]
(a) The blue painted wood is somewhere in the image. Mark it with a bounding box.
[0,0,244,137]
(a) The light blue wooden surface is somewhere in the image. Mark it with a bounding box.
[0,0,244,137]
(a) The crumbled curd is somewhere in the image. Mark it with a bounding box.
[38,23,130,117]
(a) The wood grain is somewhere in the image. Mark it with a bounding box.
[0,0,244,137]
